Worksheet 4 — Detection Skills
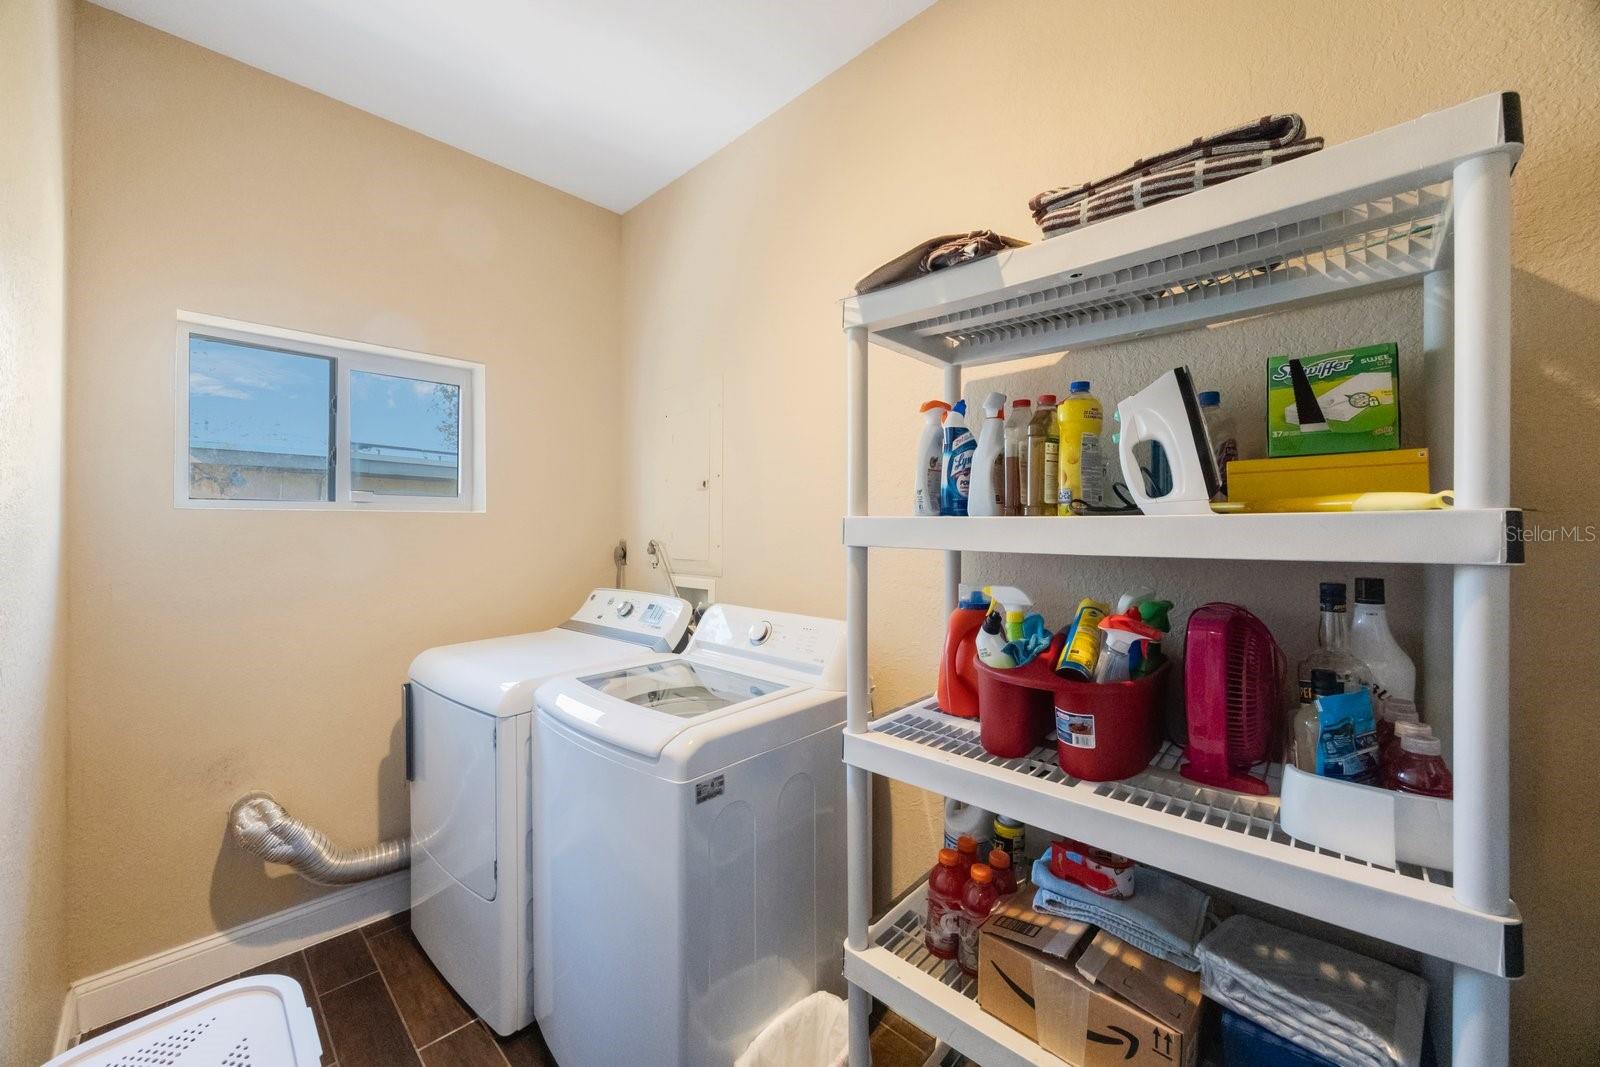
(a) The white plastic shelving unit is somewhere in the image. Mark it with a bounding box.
[841,92,1524,1066]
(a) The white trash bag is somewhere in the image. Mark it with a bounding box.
[736,991,849,1067]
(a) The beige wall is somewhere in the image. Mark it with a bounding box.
[66,4,625,978]
[0,0,73,1059]
[620,0,1600,1058]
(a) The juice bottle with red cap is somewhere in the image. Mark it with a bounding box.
[957,864,1000,975]
[924,848,967,959]
[988,849,1018,897]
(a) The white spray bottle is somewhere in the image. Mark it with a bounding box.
[914,400,952,516]
[976,585,1033,668]
[967,392,1007,517]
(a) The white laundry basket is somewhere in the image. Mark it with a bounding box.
[735,991,849,1067]
[48,975,322,1067]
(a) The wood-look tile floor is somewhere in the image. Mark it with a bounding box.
[80,911,937,1066]
[80,911,555,1066]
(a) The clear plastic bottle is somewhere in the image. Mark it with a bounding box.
[1022,395,1059,516]
[1388,733,1454,798]
[924,848,967,959]
[1056,381,1105,514]
[1002,399,1031,516]
[1197,390,1237,497]
[987,848,1019,898]
[957,863,999,976]
[1298,582,1377,702]
[1349,578,1417,704]
[1290,668,1343,773]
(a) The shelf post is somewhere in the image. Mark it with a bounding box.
[1449,149,1514,1067]
[942,364,962,615]
[845,325,873,1065]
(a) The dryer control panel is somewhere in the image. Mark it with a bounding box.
[565,589,692,651]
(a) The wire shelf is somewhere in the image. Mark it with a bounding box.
[873,899,976,1000]
[872,700,1451,888]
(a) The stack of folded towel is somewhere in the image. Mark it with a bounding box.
[1029,114,1323,238]
[1030,854,1211,971]
[1199,914,1427,1067]
[853,230,1026,294]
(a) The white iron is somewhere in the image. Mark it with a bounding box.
[1116,366,1219,515]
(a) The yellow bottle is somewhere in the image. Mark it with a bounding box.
[1055,380,1105,515]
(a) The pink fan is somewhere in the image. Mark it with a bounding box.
[1181,603,1284,795]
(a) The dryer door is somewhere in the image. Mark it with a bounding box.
[410,684,498,900]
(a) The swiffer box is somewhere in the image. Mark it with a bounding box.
[978,899,1203,1066]
[1267,343,1399,457]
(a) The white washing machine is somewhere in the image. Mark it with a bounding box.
[531,603,847,1067]
[405,588,691,1036]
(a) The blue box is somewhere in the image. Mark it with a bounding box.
[1219,1009,1339,1066]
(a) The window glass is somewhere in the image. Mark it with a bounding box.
[187,336,334,501]
[350,370,462,497]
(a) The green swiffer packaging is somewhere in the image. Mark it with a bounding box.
[1267,343,1399,457]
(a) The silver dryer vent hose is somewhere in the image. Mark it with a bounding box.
[229,792,409,885]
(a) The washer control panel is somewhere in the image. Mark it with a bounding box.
[687,604,846,690]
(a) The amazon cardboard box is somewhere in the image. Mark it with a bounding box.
[977,899,1203,1067]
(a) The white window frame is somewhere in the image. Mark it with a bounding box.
[175,311,486,511]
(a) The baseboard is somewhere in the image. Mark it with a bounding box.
[52,986,78,1058]
[61,871,408,1046]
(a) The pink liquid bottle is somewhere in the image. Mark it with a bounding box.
[925,848,967,959]
[957,864,1000,976]
[1388,733,1453,798]
[988,849,1019,898]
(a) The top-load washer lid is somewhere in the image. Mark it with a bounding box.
[546,657,795,759]
[579,659,787,719]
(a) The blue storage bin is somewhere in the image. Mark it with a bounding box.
[1220,1009,1340,1066]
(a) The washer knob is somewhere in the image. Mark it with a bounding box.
[617,600,635,618]
[748,621,773,645]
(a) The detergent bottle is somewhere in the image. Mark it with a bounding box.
[936,587,989,718]
[943,799,995,853]
[1023,395,1059,516]
[914,400,951,515]
[1002,399,1031,515]
[1056,381,1106,513]
[940,400,975,516]
[967,392,1007,516]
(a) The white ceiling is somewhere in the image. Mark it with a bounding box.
[92,0,935,212]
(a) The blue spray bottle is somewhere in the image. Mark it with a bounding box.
[941,400,975,516]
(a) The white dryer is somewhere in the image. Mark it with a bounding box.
[532,603,847,1067]
[405,588,691,1036]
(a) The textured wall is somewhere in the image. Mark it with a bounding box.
[66,5,625,979]
[618,0,1600,1058]
[0,0,73,1059]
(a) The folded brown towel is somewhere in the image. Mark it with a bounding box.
[854,230,1028,294]
[1030,115,1323,237]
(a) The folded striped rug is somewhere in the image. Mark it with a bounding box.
[1030,114,1323,237]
